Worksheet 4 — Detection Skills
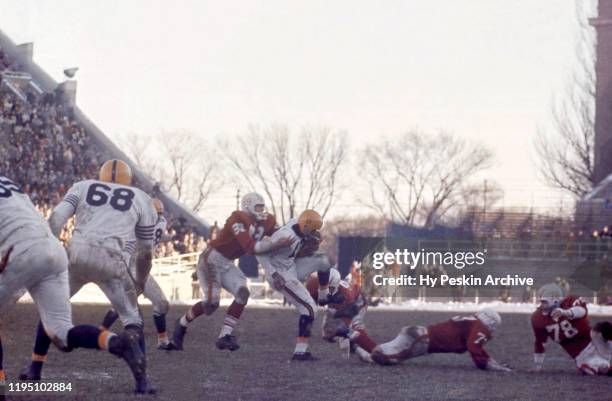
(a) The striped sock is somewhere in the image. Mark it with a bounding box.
[219,315,238,338]
[97,331,116,350]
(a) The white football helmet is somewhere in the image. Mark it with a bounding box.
[475,308,502,333]
[241,192,267,221]
[538,283,564,313]
[328,268,341,295]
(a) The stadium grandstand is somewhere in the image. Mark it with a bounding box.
[0,30,209,259]
[1,28,610,307]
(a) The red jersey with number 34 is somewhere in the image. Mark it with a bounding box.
[210,210,277,260]
[531,296,591,358]
[427,316,492,369]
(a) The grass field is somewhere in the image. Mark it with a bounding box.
[1,303,609,401]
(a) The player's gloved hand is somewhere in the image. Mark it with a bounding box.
[319,292,346,306]
[271,272,286,291]
[297,231,321,258]
[550,308,568,321]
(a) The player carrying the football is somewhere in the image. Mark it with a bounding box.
[256,209,335,360]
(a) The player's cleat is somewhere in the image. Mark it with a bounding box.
[216,334,240,351]
[171,319,187,351]
[135,381,157,395]
[18,364,41,381]
[108,330,152,394]
[291,352,318,361]
[157,342,175,351]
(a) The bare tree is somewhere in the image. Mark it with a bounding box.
[220,124,348,224]
[121,130,223,213]
[362,130,494,227]
[535,1,597,197]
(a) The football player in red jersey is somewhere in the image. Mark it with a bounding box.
[171,192,289,351]
[531,283,610,375]
[305,269,377,360]
[370,309,511,371]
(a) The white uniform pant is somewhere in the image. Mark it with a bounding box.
[142,274,169,315]
[68,240,142,327]
[258,256,317,319]
[575,331,611,375]
[0,236,73,348]
[196,248,249,306]
[295,253,331,282]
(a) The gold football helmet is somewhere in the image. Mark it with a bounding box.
[298,209,323,235]
[99,159,132,185]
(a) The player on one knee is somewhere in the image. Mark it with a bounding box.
[17,160,158,394]
[101,197,173,350]
[531,283,611,375]
[371,309,511,372]
[0,174,149,394]
[171,192,286,352]
[256,209,329,361]
[305,268,377,361]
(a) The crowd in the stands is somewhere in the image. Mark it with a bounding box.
[1,46,205,256]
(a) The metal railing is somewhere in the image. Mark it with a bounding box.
[151,252,200,276]
[149,251,277,302]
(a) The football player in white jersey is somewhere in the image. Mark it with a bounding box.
[100,197,174,349]
[256,209,332,360]
[0,174,148,394]
[18,160,157,394]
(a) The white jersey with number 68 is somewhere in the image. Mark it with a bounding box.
[49,179,158,255]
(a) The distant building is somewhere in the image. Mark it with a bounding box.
[580,0,612,230]
[591,0,612,184]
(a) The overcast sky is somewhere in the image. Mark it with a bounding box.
[0,0,592,221]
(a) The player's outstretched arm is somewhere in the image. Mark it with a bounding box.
[253,234,295,254]
[550,304,586,321]
[486,357,512,372]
